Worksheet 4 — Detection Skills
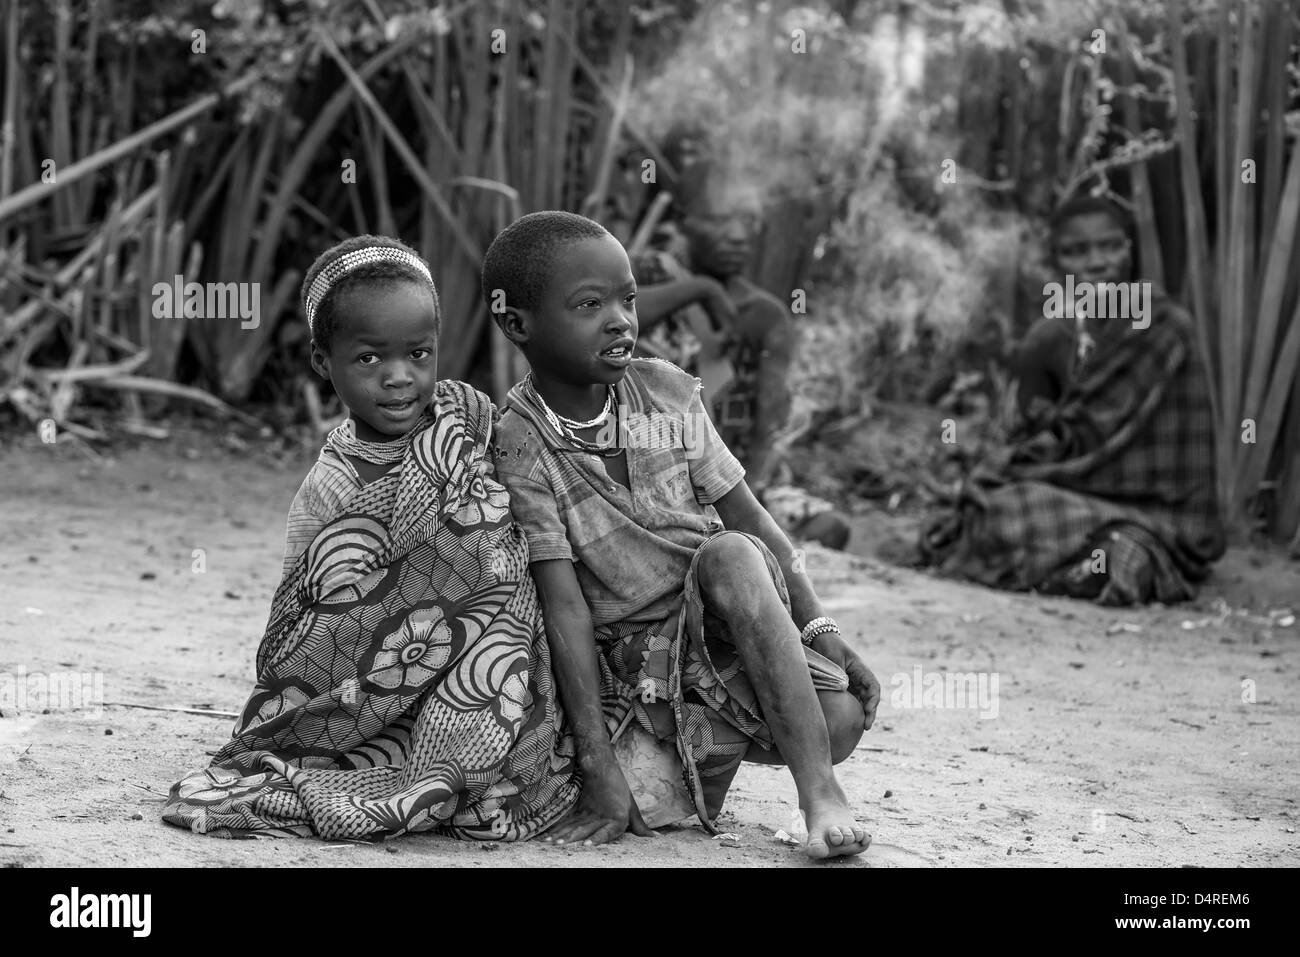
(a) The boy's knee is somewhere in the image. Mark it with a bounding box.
[697,534,767,605]
[822,690,866,764]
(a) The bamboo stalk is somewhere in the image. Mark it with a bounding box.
[247,29,440,288]
[84,374,267,429]
[317,29,481,264]
[358,0,466,170]
[37,349,149,383]
[49,334,89,423]
[0,0,19,209]
[1236,292,1300,506]
[554,27,678,186]
[148,221,190,382]
[145,148,169,356]
[50,0,74,228]
[204,34,429,401]
[537,0,565,210]
[1116,22,1164,288]
[357,105,397,237]
[0,72,258,224]
[1222,0,1262,458]
[1238,70,1300,427]
[626,191,673,257]
[1168,0,1221,451]
[581,52,633,219]
[1214,0,1232,303]
[1257,0,1289,265]
[78,0,99,165]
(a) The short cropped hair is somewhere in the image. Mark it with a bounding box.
[480,211,611,313]
[1048,194,1132,240]
[300,234,440,353]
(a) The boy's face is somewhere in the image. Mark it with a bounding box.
[1052,212,1131,287]
[310,280,439,443]
[517,234,638,387]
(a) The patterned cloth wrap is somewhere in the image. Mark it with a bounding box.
[920,295,1225,605]
[162,380,580,839]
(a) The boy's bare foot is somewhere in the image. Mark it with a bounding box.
[802,798,871,860]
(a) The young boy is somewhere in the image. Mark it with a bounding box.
[485,211,880,859]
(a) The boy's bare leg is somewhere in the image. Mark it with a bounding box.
[743,688,865,765]
[696,534,869,860]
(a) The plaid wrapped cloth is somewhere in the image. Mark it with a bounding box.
[161,381,579,839]
[920,294,1225,605]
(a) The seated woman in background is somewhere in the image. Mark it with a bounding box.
[920,194,1225,605]
[629,127,852,551]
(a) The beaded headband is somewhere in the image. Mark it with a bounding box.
[304,246,434,334]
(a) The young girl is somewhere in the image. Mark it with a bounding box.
[163,235,579,840]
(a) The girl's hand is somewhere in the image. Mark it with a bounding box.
[542,752,655,846]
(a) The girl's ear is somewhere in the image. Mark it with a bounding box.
[309,340,331,380]
[492,305,531,347]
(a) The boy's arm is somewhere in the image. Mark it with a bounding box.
[530,559,654,844]
[712,480,880,728]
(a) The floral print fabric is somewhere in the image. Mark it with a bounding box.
[161,380,579,840]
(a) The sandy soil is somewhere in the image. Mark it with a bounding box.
[2,430,1297,868]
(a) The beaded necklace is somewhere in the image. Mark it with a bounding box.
[327,410,435,465]
[524,373,622,457]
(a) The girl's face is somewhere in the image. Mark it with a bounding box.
[520,234,638,388]
[310,279,439,442]
[1051,212,1131,286]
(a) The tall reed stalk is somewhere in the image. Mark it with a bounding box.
[1168,0,1300,539]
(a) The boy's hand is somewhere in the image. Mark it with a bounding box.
[542,752,655,847]
[811,631,881,730]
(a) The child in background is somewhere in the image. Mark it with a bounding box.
[486,211,881,860]
[162,235,578,840]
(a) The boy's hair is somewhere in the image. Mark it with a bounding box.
[480,211,611,313]
[300,234,440,353]
[1048,194,1132,240]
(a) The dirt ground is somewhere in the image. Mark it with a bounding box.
[2,429,1298,868]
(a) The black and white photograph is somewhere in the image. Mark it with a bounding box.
[0,0,1294,908]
